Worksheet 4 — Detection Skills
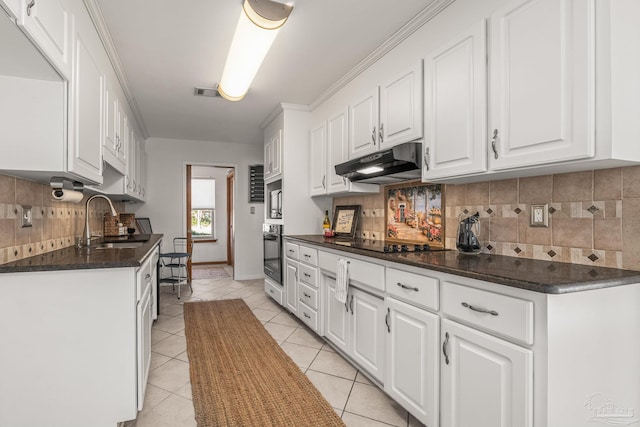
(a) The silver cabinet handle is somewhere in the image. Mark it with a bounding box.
[26,0,35,16]
[461,302,499,316]
[303,292,311,298]
[379,123,384,144]
[371,126,376,144]
[269,289,274,294]
[322,175,325,189]
[349,294,354,314]
[491,129,499,159]
[303,273,311,278]
[303,312,311,319]
[443,332,450,365]
[385,307,390,333]
[342,176,346,184]
[288,249,294,253]
[397,282,419,292]
[304,254,311,258]
[424,147,430,171]
[145,273,151,280]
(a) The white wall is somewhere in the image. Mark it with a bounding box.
[130,137,264,280]
[191,165,229,264]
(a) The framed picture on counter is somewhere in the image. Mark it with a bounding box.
[385,181,444,248]
[332,205,361,239]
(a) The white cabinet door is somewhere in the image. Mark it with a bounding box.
[137,284,152,411]
[264,130,282,181]
[0,0,20,18]
[423,21,487,180]
[68,12,103,184]
[285,260,298,315]
[349,88,379,158]
[19,0,72,80]
[324,275,349,354]
[309,122,327,196]
[103,82,126,174]
[385,298,439,427]
[326,108,349,193]
[350,288,385,382]
[489,0,595,170]
[441,319,533,427]
[379,61,423,149]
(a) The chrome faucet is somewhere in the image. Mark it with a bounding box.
[84,194,118,246]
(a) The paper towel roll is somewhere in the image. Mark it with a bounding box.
[51,189,84,203]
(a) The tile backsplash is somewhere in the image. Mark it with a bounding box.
[0,174,125,264]
[334,166,640,271]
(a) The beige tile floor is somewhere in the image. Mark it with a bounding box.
[124,266,426,427]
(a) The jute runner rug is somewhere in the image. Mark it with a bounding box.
[183,299,345,426]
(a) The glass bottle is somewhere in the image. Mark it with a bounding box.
[323,210,331,235]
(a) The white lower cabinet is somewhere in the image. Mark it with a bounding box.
[440,319,533,427]
[384,297,440,427]
[285,259,298,315]
[324,275,385,383]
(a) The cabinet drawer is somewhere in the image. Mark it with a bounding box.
[299,264,318,288]
[319,251,384,292]
[285,242,299,260]
[298,282,318,310]
[298,301,318,332]
[299,245,318,266]
[386,267,439,311]
[442,282,534,345]
[265,280,283,305]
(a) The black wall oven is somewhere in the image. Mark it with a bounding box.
[263,224,283,285]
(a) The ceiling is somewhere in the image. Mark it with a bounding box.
[94,0,436,145]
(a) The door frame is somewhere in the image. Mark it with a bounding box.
[184,162,236,274]
[226,170,235,267]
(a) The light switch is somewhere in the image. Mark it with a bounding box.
[250,206,255,214]
[21,205,32,228]
[530,204,548,227]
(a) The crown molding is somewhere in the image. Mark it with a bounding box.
[83,0,150,139]
[309,0,455,110]
[261,103,310,129]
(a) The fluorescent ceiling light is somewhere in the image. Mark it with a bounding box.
[356,166,384,175]
[218,0,293,101]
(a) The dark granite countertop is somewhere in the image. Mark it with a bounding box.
[286,235,640,294]
[0,234,163,273]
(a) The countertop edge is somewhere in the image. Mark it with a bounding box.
[0,234,164,273]
[285,235,640,294]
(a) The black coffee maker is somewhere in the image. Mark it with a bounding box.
[456,212,481,253]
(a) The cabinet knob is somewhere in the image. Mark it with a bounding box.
[26,0,35,16]
[443,332,450,365]
[424,147,430,171]
[491,129,499,159]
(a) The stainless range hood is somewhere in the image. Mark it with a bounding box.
[334,142,422,184]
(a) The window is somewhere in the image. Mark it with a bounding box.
[191,178,215,238]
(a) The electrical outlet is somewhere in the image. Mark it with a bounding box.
[21,205,32,228]
[530,204,549,227]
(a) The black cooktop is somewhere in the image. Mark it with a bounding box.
[333,238,447,254]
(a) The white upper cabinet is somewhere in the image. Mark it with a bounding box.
[264,129,282,182]
[0,0,20,18]
[379,61,423,149]
[326,108,349,193]
[349,88,379,158]
[349,61,423,159]
[309,122,327,196]
[488,0,594,170]
[68,5,103,184]
[19,0,73,80]
[423,21,487,180]
[310,107,379,197]
[103,81,126,174]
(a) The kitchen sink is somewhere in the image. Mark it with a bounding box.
[91,242,146,250]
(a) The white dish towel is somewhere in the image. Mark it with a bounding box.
[336,258,349,303]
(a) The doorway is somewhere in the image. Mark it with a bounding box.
[186,164,235,278]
